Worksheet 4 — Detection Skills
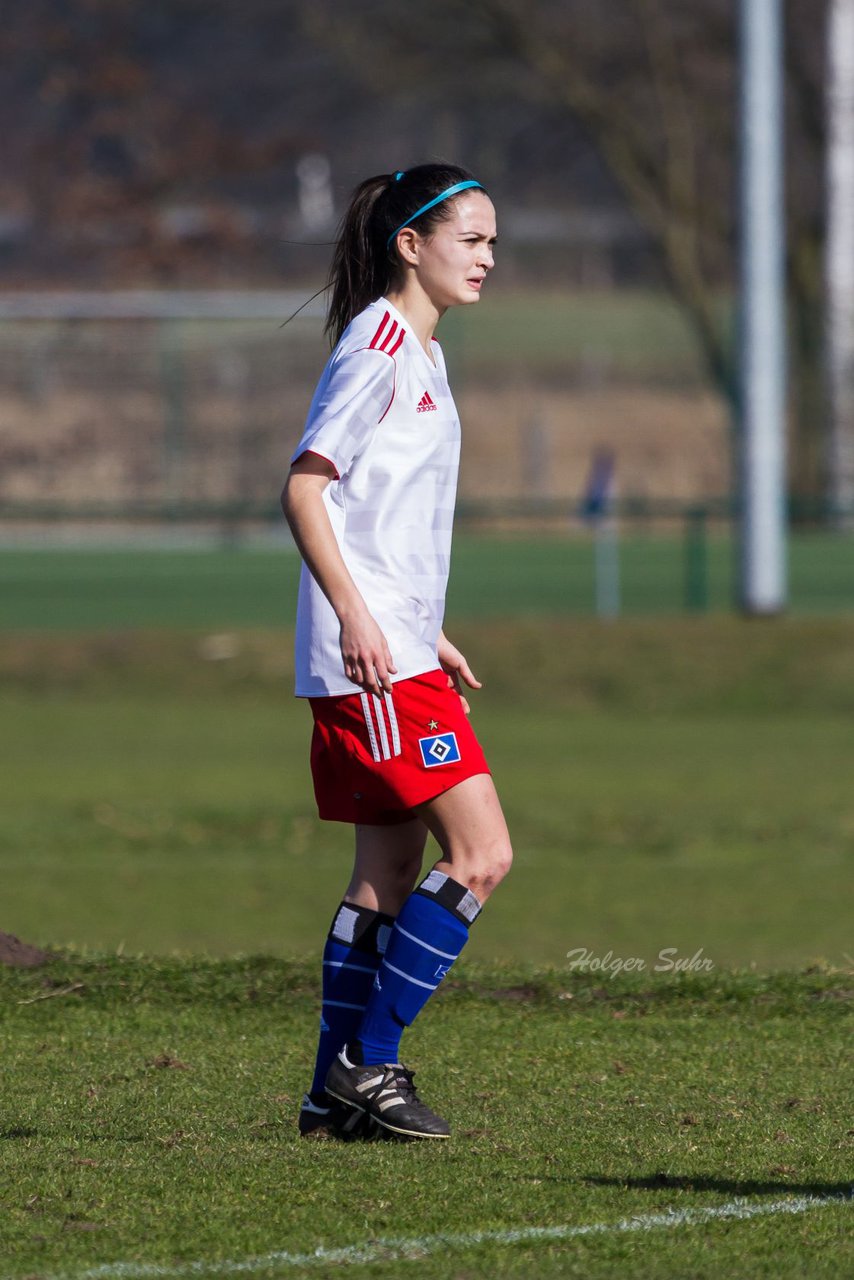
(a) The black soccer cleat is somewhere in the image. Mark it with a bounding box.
[325,1046,451,1139]
[297,1090,377,1140]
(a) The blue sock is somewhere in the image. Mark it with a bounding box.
[355,871,482,1066]
[310,902,394,1098]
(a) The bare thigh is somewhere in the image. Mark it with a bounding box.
[415,773,512,903]
[343,819,429,915]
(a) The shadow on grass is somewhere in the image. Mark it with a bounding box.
[585,1174,853,1198]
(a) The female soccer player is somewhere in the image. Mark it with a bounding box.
[282,163,512,1140]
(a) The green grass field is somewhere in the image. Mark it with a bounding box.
[1,959,851,1280]
[2,619,853,967]
[1,549,852,1278]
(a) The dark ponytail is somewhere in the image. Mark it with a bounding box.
[324,162,484,346]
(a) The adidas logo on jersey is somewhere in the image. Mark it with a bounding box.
[416,391,437,413]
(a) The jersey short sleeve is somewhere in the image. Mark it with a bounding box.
[291,347,396,479]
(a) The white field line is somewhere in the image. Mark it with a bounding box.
[17,1192,853,1280]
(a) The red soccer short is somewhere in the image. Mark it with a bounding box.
[308,668,490,825]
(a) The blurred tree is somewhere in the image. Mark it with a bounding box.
[4,0,837,498]
[315,0,829,499]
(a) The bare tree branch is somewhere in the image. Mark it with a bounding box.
[468,0,734,394]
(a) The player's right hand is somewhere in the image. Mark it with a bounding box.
[339,611,397,696]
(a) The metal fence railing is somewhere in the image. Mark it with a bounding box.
[0,293,326,525]
[3,293,852,615]
[0,289,723,529]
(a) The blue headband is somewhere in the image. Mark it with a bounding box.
[386,180,483,248]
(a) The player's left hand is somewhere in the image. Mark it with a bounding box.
[437,633,482,717]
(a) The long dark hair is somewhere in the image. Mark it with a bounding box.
[324,162,484,346]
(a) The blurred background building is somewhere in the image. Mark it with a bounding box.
[0,0,847,567]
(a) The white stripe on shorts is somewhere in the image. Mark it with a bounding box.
[360,692,382,762]
[372,692,392,760]
[359,688,402,764]
[384,690,401,756]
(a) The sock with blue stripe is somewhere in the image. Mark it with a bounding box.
[354,870,482,1067]
[309,901,394,1099]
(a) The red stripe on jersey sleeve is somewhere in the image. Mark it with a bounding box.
[369,311,391,349]
[379,320,399,351]
[385,329,405,358]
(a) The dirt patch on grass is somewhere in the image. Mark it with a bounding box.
[0,932,50,968]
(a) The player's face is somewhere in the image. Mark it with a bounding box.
[415,192,497,309]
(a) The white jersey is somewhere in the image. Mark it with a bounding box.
[291,298,461,697]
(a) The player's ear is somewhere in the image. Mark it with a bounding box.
[394,228,420,265]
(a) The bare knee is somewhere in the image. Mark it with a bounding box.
[347,823,427,913]
[390,846,425,894]
[417,774,512,904]
[438,835,513,904]
[352,849,423,912]
[470,836,513,900]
